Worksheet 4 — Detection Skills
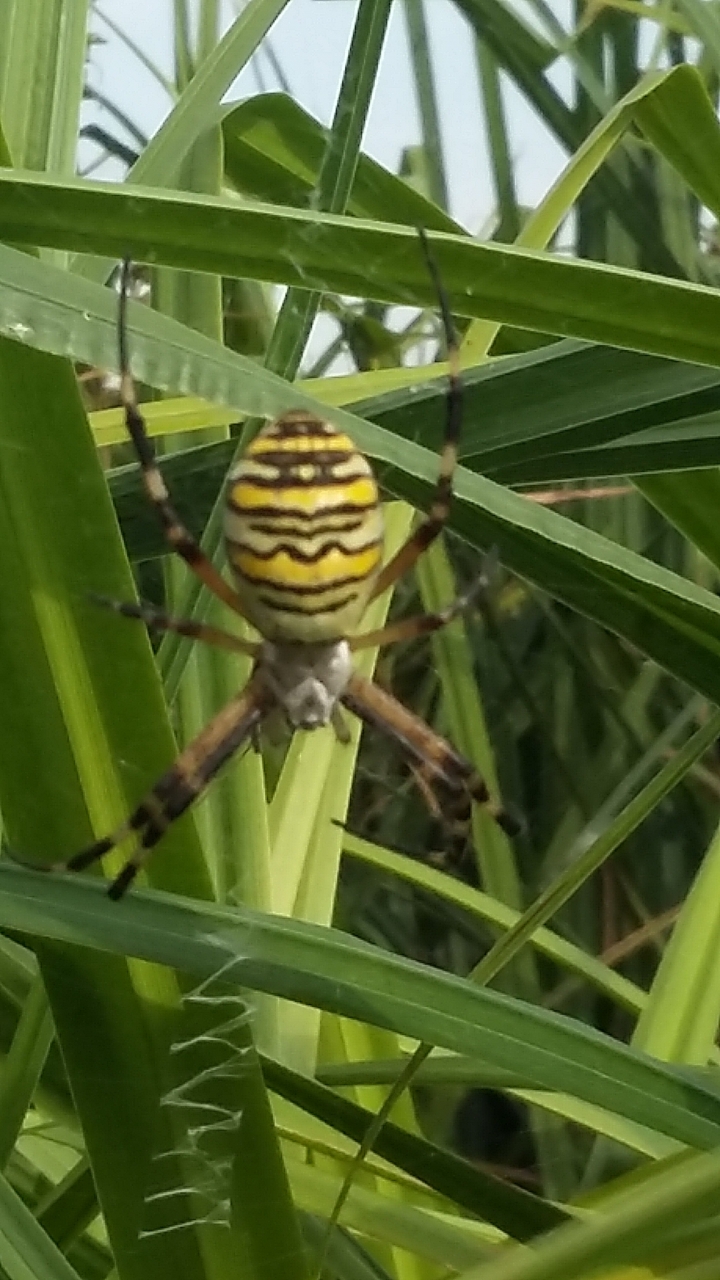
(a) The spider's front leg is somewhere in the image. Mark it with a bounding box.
[117,260,249,618]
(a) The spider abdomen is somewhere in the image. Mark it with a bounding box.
[224,410,384,642]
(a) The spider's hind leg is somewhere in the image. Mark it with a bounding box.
[15,679,271,900]
[411,757,518,883]
[342,672,520,857]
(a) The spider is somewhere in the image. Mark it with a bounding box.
[35,231,518,900]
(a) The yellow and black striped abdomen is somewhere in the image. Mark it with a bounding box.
[224,411,384,643]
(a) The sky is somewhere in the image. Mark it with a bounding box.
[86,0,568,233]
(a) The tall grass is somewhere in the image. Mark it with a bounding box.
[1,1,720,1278]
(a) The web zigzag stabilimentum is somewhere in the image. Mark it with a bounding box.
[140,960,256,1238]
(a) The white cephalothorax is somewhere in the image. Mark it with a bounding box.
[258,640,353,729]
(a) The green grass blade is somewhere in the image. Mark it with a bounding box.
[467,709,720,994]
[0,978,53,1168]
[5,172,720,360]
[465,64,716,358]
[0,0,88,172]
[221,93,461,232]
[342,833,646,1015]
[3,866,720,1150]
[415,540,524,912]
[244,0,391,404]
[635,470,720,572]
[0,1169,83,1280]
[475,39,520,240]
[632,818,720,1064]
[458,1148,720,1279]
[263,1057,567,1237]
[402,0,449,208]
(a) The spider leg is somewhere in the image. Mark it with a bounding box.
[367,228,461,602]
[407,760,442,819]
[413,758,478,860]
[23,677,272,899]
[341,672,519,839]
[405,761,469,871]
[350,554,494,651]
[89,595,260,657]
[331,705,352,744]
[118,261,249,617]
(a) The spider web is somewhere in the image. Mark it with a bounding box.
[139,959,254,1238]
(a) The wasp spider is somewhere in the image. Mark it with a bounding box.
[36,232,518,899]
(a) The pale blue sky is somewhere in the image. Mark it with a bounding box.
[87,0,567,232]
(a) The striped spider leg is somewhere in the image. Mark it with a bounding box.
[362,228,462,605]
[116,262,256,621]
[18,231,516,899]
[62,674,273,901]
[341,672,519,848]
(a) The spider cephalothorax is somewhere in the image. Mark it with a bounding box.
[258,639,353,729]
